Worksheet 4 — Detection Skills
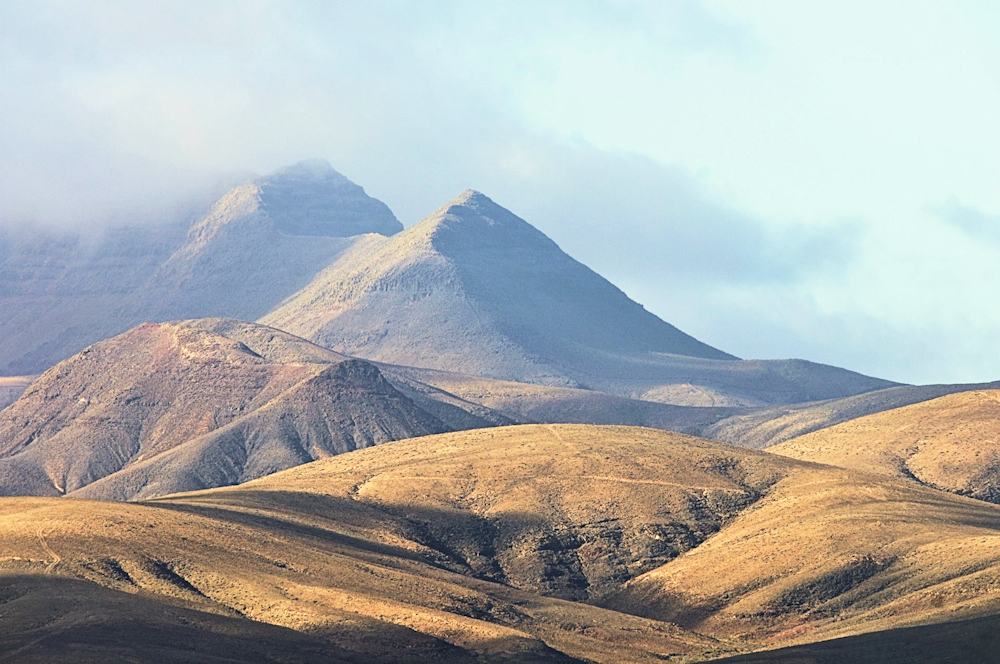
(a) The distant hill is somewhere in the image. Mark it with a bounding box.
[0,319,512,501]
[0,160,400,375]
[262,190,895,406]
[700,380,1000,449]
[374,361,743,433]
[769,389,1000,503]
[3,425,1000,661]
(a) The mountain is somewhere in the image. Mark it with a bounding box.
[0,160,400,375]
[0,218,193,375]
[3,424,1000,662]
[0,319,512,501]
[262,190,896,406]
[769,389,1000,503]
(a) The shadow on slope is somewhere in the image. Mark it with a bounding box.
[707,613,1000,663]
[0,574,360,664]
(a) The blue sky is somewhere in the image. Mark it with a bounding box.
[2,1,999,384]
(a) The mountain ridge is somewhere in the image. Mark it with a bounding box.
[262,189,896,406]
[0,161,403,375]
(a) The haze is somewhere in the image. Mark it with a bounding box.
[2,1,998,384]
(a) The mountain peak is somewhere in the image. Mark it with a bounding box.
[411,189,554,255]
[264,159,348,185]
[447,189,486,206]
[254,160,402,237]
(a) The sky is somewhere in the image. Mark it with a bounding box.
[1,0,999,384]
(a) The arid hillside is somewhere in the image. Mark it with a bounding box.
[375,361,742,433]
[770,389,1000,503]
[701,380,1000,449]
[261,190,895,407]
[2,425,1000,662]
[0,320,511,501]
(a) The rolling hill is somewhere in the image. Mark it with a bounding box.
[261,190,895,407]
[3,425,1000,662]
[0,319,513,501]
[701,380,1000,449]
[769,389,1000,503]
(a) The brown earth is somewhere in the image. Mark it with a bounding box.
[0,320,510,501]
[770,389,1000,503]
[703,381,1000,449]
[2,425,1000,662]
[706,613,1000,663]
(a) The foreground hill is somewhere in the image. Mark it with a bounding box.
[0,319,511,501]
[3,425,1000,662]
[770,389,1000,503]
[709,613,1000,663]
[262,190,895,406]
[0,160,399,375]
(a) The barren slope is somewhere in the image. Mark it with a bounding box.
[708,613,1000,663]
[0,160,400,375]
[136,160,399,323]
[0,320,481,500]
[703,380,1000,449]
[377,362,741,433]
[262,190,894,406]
[4,425,1000,662]
[770,389,1000,503]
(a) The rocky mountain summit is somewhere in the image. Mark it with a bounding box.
[0,161,400,375]
[258,159,402,237]
[263,190,895,406]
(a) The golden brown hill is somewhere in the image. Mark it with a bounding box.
[0,320,507,500]
[769,390,1000,502]
[604,451,1000,648]
[3,425,1000,662]
[702,381,1000,449]
[707,613,1000,663]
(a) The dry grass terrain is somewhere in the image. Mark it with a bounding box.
[770,390,1000,502]
[706,613,1000,663]
[2,424,1000,662]
[702,381,1000,449]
